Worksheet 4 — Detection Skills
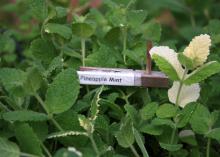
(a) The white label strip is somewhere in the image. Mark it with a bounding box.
[77,70,135,86]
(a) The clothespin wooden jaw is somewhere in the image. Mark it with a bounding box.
[77,41,169,88]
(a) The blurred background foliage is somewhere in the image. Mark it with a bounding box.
[1,1,220,157]
[1,0,220,115]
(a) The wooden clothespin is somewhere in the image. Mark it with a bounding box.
[77,41,168,88]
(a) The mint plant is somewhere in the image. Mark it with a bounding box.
[150,34,220,157]
[1,0,220,157]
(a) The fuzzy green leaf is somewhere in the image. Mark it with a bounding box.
[134,128,149,157]
[189,104,210,134]
[178,53,194,70]
[45,68,80,114]
[90,86,104,121]
[156,103,177,118]
[24,68,43,94]
[206,128,220,141]
[152,118,175,128]
[140,102,158,120]
[140,124,163,135]
[0,68,26,96]
[152,54,180,80]
[72,23,94,38]
[116,119,134,148]
[78,115,94,133]
[54,148,81,157]
[0,137,20,157]
[48,131,88,139]
[159,142,182,152]
[3,110,48,122]
[45,55,63,77]
[86,45,118,67]
[176,102,197,128]
[30,38,57,64]
[184,61,220,85]
[29,0,48,21]
[45,23,72,39]
[141,21,161,42]
[127,10,147,28]
[14,123,42,156]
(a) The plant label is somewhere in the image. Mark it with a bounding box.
[77,70,135,86]
[77,67,169,87]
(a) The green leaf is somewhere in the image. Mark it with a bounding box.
[0,137,20,157]
[176,102,197,128]
[152,54,180,80]
[206,128,220,141]
[140,102,158,120]
[178,53,194,70]
[85,45,118,67]
[90,86,104,121]
[45,55,63,77]
[0,68,26,96]
[14,123,42,156]
[72,23,94,38]
[184,61,220,85]
[54,148,81,157]
[116,119,134,148]
[45,23,72,39]
[127,10,147,28]
[171,149,188,157]
[134,128,149,157]
[48,131,88,139]
[159,142,182,152]
[140,124,163,135]
[3,110,48,122]
[210,111,219,127]
[30,121,48,141]
[179,130,197,146]
[189,104,210,134]
[30,38,57,64]
[124,104,139,124]
[45,68,80,114]
[24,68,43,94]
[78,115,94,133]
[29,0,48,21]
[141,21,161,42]
[106,8,126,27]
[156,103,177,118]
[104,27,121,46]
[152,118,175,128]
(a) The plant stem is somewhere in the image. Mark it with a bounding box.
[89,134,100,157]
[51,118,64,131]
[126,0,135,9]
[20,152,40,157]
[0,101,10,111]
[122,26,127,64]
[175,70,188,106]
[206,138,211,157]
[81,38,86,67]
[41,142,52,157]
[34,93,49,114]
[170,128,176,145]
[34,93,63,131]
[169,69,188,157]
[130,145,140,157]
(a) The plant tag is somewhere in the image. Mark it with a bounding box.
[77,70,135,86]
[77,67,169,87]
